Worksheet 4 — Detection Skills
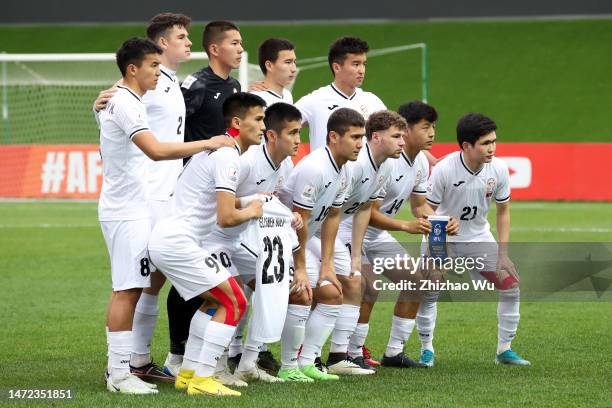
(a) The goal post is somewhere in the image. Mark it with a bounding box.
[294,43,429,103]
[0,51,250,144]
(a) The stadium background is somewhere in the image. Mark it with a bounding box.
[0,3,610,407]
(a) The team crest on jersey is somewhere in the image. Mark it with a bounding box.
[181,75,197,89]
[485,178,496,198]
[228,166,238,181]
[360,104,368,116]
[416,169,423,183]
[233,88,238,93]
[377,175,385,189]
[302,185,315,200]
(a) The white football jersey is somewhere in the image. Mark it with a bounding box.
[98,85,150,221]
[365,150,429,240]
[143,65,186,201]
[168,141,242,240]
[340,142,393,224]
[295,83,386,150]
[214,143,294,239]
[427,151,511,241]
[251,88,294,107]
[241,197,299,342]
[278,146,351,239]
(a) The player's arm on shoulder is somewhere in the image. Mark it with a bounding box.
[93,79,122,113]
[248,80,267,92]
[132,132,234,161]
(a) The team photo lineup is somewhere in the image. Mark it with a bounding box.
[95,13,531,397]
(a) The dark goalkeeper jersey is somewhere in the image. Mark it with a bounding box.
[181,66,241,142]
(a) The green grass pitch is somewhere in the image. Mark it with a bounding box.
[0,201,610,407]
[0,17,610,407]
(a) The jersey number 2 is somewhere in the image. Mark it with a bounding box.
[177,116,183,135]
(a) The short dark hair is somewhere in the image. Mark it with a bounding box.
[264,102,302,138]
[146,13,191,42]
[223,92,266,128]
[116,37,162,77]
[366,110,408,140]
[328,36,369,75]
[326,108,365,143]
[258,38,295,75]
[456,113,497,147]
[203,20,240,54]
[397,101,438,126]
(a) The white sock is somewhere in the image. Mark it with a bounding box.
[416,291,438,352]
[229,290,251,358]
[131,293,159,367]
[214,349,229,373]
[330,304,360,353]
[196,321,236,378]
[182,310,211,371]
[280,304,310,369]
[298,303,341,366]
[497,287,520,354]
[385,315,415,357]
[105,326,111,372]
[238,319,265,372]
[166,352,183,366]
[237,341,261,372]
[260,343,268,352]
[108,331,132,381]
[348,323,369,359]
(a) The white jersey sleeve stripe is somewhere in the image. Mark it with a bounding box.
[216,186,236,194]
[495,194,511,203]
[293,200,314,210]
[129,128,149,139]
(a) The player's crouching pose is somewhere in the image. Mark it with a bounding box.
[277,108,364,381]
[99,38,234,395]
[423,113,529,366]
[147,93,268,397]
[323,110,407,375]
[202,102,303,385]
[351,101,457,368]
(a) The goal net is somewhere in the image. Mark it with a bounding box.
[0,52,254,145]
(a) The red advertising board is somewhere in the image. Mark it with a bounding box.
[0,143,611,200]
